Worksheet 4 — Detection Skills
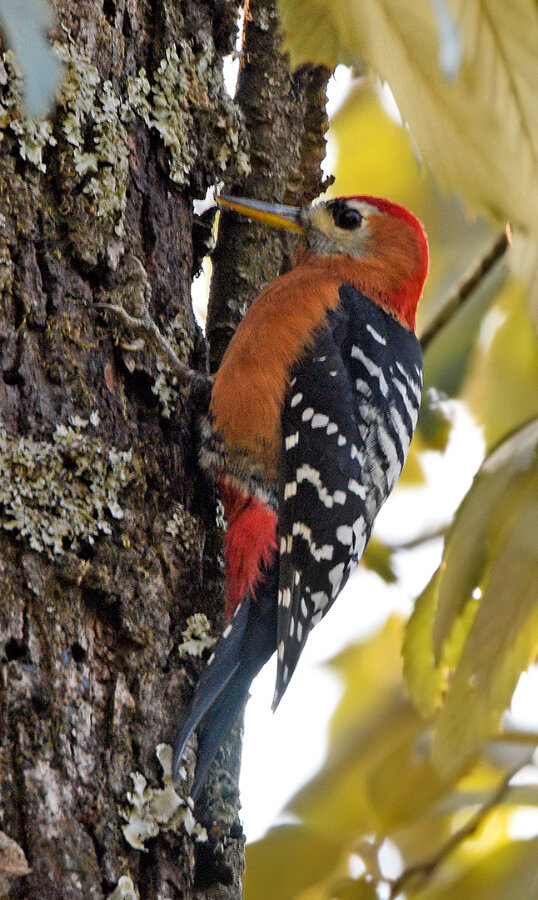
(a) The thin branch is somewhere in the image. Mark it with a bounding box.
[420,226,511,353]
[388,763,521,899]
[94,253,213,408]
[491,730,538,746]
[383,524,448,552]
[97,302,213,410]
[96,303,191,380]
[436,783,538,816]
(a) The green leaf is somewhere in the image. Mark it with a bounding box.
[279,0,538,236]
[433,487,538,776]
[361,536,397,583]
[433,419,538,656]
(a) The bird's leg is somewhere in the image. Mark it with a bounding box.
[96,254,212,403]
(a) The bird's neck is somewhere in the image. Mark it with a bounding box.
[296,252,421,331]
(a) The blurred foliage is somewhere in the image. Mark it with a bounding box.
[247,1,538,897]
[406,421,538,778]
[361,536,397,583]
[464,280,538,450]
[0,0,63,116]
[414,838,538,900]
[279,0,538,240]
[4,0,538,896]
[246,620,538,899]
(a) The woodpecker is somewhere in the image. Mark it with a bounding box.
[173,193,429,796]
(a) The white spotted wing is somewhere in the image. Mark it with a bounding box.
[273,284,423,707]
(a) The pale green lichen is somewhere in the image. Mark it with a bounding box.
[0,51,56,172]
[151,365,181,419]
[0,36,129,235]
[106,876,139,900]
[127,37,249,186]
[164,502,202,553]
[165,510,185,538]
[150,44,197,185]
[55,37,130,235]
[0,28,248,236]
[54,39,100,151]
[126,69,151,121]
[150,313,194,417]
[178,613,216,658]
[0,417,134,558]
[0,26,248,226]
[121,744,207,850]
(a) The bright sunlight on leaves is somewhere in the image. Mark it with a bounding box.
[279,0,538,237]
[247,1,538,897]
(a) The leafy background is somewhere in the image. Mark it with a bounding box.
[244,0,538,897]
[2,0,537,896]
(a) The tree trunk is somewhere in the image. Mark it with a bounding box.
[0,0,329,897]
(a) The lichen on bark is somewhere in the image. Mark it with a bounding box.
[0,418,136,557]
[0,0,330,897]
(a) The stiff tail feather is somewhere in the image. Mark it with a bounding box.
[172,560,278,798]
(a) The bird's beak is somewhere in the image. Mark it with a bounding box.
[217,193,306,234]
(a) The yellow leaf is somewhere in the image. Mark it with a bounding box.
[403,421,538,775]
[433,419,538,655]
[328,80,495,338]
[398,439,426,485]
[361,536,397,583]
[433,490,538,776]
[421,258,504,404]
[279,0,538,234]
[464,279,538,450]
[328,616,405,744]
[288,696,449,838]
[331,878,378,899]
[403,571,446,717]
[328,81,426,209]
[286,621,452,838]
[244,825,343,900]
[413,837,538,900]
[511,231,538,334]
[404,569,480,718]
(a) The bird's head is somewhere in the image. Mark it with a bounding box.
[218,193,429,330]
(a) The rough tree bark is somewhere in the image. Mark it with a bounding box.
[0,0,329,897]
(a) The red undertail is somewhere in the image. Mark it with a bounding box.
[217,478,278,620]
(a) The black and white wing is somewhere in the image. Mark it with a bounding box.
[273,283,423,707]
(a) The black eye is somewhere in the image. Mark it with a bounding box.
[331,202,363,230]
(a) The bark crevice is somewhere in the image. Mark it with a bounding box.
[0,0,328,896]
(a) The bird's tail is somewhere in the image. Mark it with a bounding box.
[172,560,278,799]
